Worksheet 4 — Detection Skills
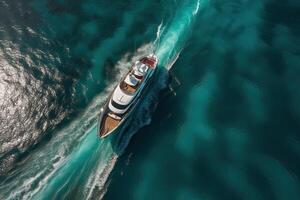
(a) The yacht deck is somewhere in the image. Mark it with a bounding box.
[99,114,120,137]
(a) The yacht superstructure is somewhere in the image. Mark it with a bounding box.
[98,54,158,138]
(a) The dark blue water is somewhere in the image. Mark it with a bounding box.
[0,0,300,199]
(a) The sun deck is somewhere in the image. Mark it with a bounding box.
[141,57,156,67]
[120,80,138,94]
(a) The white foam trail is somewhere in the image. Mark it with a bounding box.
[85,153,118,199]
[154,21,165,47]
[5,97,111,199]
[157,21,164,39]
[193,0,201,16]
[166,50,181,70]
[156,0,207,68]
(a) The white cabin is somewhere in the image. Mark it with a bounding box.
[108,60,150,115]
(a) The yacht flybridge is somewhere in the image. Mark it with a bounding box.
[97,54,158,138]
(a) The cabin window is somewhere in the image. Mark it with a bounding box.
[111,100,128,110]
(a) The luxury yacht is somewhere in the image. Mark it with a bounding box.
[97,54,158,138]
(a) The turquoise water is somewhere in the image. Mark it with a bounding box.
[1,0,300,199]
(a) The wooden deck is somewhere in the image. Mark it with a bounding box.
[120,79,139,94]
[99,114,120,137]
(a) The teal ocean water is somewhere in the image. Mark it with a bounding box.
[0,0,300,199]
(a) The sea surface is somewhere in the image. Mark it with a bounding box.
[0,0,300,199]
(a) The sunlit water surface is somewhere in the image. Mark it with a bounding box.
[0,0,300,199]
